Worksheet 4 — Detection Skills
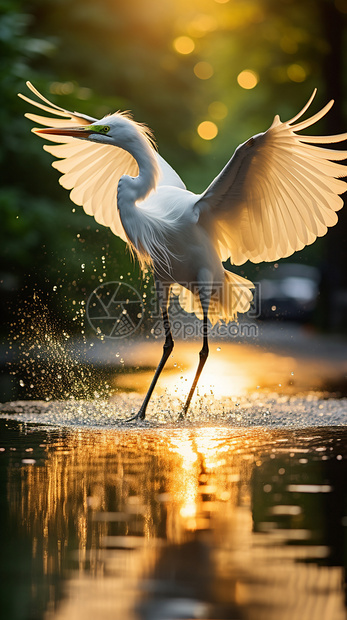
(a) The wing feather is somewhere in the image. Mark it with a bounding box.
[274,170,319,241]
[288,100,334,131]
[261,181,286,253]
[19,94,71,117]
[19,82,96,124]
[257,181,274,249]
[276,141,347,159]
[25,113,90,128]
[43,142,95,157]
[23,81,72,111]
[19,82,184,245]
[259,152,310,247]
[52,144,106,174]
[275,152,344,212]
[298,132,347,144]
[268,152,339,230]
[18,83,142,242]
[259,174,290,256]
[59,151,110,190]
[196,91,347,265]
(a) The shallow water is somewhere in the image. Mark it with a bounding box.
[1,400,347,620]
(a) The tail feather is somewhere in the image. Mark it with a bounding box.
[172,270,254,325]
[217,270,254,324]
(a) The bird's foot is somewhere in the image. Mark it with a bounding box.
[124,408,146,423]
[177,408,187,421]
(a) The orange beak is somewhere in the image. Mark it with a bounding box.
[35,126,94,138]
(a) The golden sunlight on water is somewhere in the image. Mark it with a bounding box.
[112,339,339,400]
[4,422,347,620]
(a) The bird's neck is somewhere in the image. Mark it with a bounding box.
[117,136,160,256]
[118,137,159,207]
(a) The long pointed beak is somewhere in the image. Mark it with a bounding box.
[35,126,94,138]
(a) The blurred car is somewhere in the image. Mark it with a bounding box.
[258,263,320,322]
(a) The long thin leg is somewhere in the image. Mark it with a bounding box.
[180,311,209,418]
[180,272,212,418]
[125,281,173,422]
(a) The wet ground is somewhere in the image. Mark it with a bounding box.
[1,323,347,619]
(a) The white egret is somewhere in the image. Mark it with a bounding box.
[19,82,347,420]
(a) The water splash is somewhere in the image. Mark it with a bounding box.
[7,293,111,401]
[1,391,346,430]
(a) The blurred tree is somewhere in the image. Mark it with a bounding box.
[1,0,346,341]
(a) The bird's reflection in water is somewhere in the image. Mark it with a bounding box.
[4,423,347,620]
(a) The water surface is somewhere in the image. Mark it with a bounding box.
[1,413,347,620]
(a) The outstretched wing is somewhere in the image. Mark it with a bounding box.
[19,82,186,241]
[195,90,347,265]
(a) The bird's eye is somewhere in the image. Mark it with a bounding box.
[102,126,110,133]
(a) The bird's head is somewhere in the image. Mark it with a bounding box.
[36,112,155,151]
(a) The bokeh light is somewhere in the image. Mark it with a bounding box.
[173,36,195,55]
[188,14,218,37]
[287,63,307,82]
[237,69,259,89]
[49,81,75,95]
[194,61,214,80]
[197,121,218,140]
[208,101,228,120]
